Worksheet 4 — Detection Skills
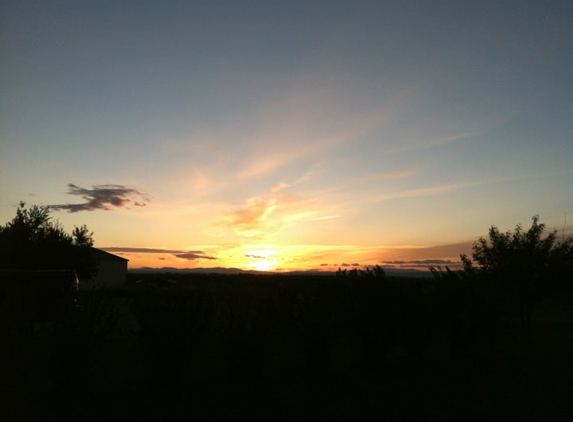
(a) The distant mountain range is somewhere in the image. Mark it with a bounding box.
[129,266,433,278]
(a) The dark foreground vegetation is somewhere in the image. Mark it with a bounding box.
[2,268,573,421]
[1,207,572,420]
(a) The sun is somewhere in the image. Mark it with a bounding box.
[248,258,278,272]
[243,246,280,271]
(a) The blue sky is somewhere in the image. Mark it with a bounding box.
[1,1,572,271]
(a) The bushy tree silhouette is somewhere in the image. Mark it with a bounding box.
[461,215,573,347]
[0,202,96,277]
[72,224,94,247]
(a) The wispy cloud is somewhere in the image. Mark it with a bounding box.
[222,197,277,237]
[234,96,405,180]
[374,183,461,202]
[218,180,333,239]
[432,132,477,146]
[365,169,570,205]
[311,215,339,221]
[323,182,464,208]
[271,182,291,193]
[364,169,417,181]
[380,131,479,156]
[50,184,150,212]
[168,85,411,186]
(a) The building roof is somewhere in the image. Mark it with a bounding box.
[89,247,129,262]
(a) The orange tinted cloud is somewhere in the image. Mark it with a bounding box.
[222,197,277,237]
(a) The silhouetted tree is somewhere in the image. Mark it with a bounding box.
[0,202,96,276]
[461,216,573,347]
[72,224,94,247]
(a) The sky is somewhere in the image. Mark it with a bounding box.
[1,1,572,272]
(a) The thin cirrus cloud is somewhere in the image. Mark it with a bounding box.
[364,169,417,181]
[50,184,150,212]
[178,86,410,185]
[236,102,402,180]
[390,131,478,154]
[361,170,561,206]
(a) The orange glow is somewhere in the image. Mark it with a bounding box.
[98,241,469,274]
[248,258,278,272]
[243,246,280,271]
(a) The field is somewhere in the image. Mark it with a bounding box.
[2,272,573,420]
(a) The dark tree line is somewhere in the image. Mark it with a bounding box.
[0,202,96,277]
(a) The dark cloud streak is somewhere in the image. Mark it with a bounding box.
[102,247,189,254]
[100,247,217,261]
[380,259,463,269]
[381,259,458,265]
[174,252,217,261]
[50,183,150,212]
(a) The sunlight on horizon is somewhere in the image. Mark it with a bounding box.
[248,259,279,272]
[243,246,281,272]
[103,241,474,273]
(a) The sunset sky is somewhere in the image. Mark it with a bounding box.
[1,1,572,272]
